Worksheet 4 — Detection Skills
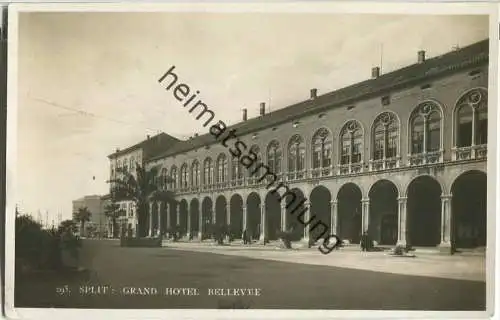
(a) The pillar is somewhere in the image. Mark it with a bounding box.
[242,206,248,232]
[226,202,231,241]
[198,204,203,240]
[396,197,407,246]
[148,201,154,237]
[212,200,217,224]
[361,198,370,234]
[259,204,266,241]
[281,203,287,232]
[302,201,311,242]
[166,202,171,237]
[186,202,191,239]
[157,201,162,237]
[439,194,453,254]
[330,199,338,235]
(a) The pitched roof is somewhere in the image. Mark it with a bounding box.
[108,132,181,159]
[150,39,489,162]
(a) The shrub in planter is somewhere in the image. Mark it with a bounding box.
[276,230,293,249]
[120,237,162,247]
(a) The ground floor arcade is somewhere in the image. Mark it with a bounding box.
[144,166,487,253]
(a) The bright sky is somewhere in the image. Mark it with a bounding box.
[16,11,488,222]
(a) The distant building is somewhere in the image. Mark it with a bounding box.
[72,195,110,237]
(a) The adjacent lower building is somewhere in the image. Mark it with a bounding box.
[72,194,110,237]
[112,39,489,253]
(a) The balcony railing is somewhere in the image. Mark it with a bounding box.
[338,162,363,175]
[369,157,400,171]
[408,150,443,166]
[452,144,487,161]
[154,148,485,194]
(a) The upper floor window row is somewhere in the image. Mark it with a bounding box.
[154,88,487,186]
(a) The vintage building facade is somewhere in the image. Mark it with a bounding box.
[116,39,489,253]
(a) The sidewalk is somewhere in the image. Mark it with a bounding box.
[163,241,487,282]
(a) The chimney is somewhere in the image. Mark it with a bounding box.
[418,50,426,63]
[194,133,199,137]
[371,66,380,79]
[259,102,266,116]
[310,88,318,99]
[146,134,150,140]
[242,108,248,121]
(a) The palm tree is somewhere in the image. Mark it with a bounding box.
[73,207,92,237]
[108,162,176,238]
[104,202,124,238]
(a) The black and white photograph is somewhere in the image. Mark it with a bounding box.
[4,2,498,319]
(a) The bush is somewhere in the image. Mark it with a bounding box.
[16,215,82,273]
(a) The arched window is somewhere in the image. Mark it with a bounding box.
[312,128,332,173]
[203,158,213,187]
[288,135,305,179]
[372,112,399,160]
[410,102,442,155]
[129,157,134,172]
[340,120,363,165]
[267,140,282,174]
[231,156,244,184]
[123,158,128,173]
[161,168,168,189]
[180,163,189,189]
[455,89,488,147]
[248,145,263,183]
[110,165,115,179]
[170,166,177,190]
[191,161,200,188]
[216,154,228,184]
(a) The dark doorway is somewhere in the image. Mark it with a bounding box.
[265,191,281,241]
[309,186,332,243]
[452,170,487,248]
[284,189,306,241]
[179,200,188,237]
[247,193,261,240]
[189,198,200,238]
[230,194,244,239]
[337,183,362,244]
[369,179,398,245]
[407,176,442,246]
[201,197,213,239]
[215,196,227,227]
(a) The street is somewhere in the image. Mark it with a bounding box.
[15,239,486,310]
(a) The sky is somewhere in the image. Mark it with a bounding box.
[16,11,488,223]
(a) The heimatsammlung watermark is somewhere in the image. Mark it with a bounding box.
[157,65,341,254]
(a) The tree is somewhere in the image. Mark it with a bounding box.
[58,219,78,234]
[104,202,124,238]
[108,163,176,238]
[73,207,91,237]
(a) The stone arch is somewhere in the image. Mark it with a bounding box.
[189,198,200,238]
[309,185,332,243]
[246,192,261,240]
[229,194,244,239]
[201,197,213,240]
[215,195,228,226]
[265,191,281,241]
[336,182,363,243]
[406,175,442,246]
[451,170,487,248]
[368,179,399,245]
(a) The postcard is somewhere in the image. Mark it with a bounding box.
[4,2,499,319]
